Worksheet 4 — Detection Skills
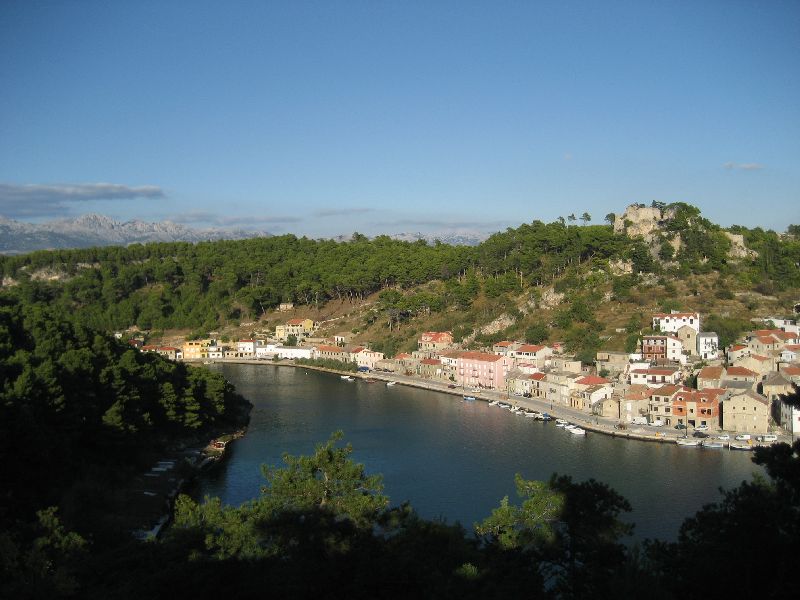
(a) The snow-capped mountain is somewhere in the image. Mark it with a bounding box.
[0,214,271,254]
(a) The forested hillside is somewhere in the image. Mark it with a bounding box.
[2,204,796,337]
[0,292,250,581]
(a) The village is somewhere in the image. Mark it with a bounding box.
[128,307,800,444]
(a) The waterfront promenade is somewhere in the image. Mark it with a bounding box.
[195,358,790,447]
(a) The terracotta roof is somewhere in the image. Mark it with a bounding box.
[632,367,679,375]
[420,358,441,365]
[158,346,179,351]
[350,347,365,354]
[783,345,800,352]
[756,336,777,344]
[459,351,503,362]
[530,372,547,381]
[316,345,342,353]
[515,344,546,353]
[649,385,684,397]
[726,366,757,376]
[750,354,771,362]
[141,345,158,351]
[576,375,610,385]
[287,318,308,325]
[730,344,747,351]
[698,366,725,379]
[239,339,255,343]
[494,341,513,347]
[419,331,453,343]
[439,350,465,358]
[751,329,783,337]
[395,352,412,359]
[781,366,800,376]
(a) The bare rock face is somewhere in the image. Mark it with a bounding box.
[479,313,515,335]
[724,232,757,259]
[609,259,634,276]
[613,205,669,242]
[540,288,565,309]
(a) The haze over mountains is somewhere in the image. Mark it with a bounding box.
[0,214,272,254]
[0,213,490,254]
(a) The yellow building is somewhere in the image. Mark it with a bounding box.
[182,339,211,360]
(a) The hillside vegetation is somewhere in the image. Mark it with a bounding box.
[0,203,797,359]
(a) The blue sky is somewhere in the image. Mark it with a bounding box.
[1,0,798,237]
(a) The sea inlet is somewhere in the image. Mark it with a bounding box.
[194,363,762,542]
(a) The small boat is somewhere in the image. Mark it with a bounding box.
[539,413,552,421]
[730,443,754,451]
[524,411,538,418]
[463,395,476,401]
[702,440,724,449]
[555,418,569,427]
[675,439,701,447]
[498,402,511,409]
[340,375,355,381]
[385,381,396,386]
[508,406,521,413]
[488,400,500,406]
[568,427,586,435]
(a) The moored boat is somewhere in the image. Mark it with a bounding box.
[730,443,754,451]
[340,375,355,381]
[702,440,724,449]
[386,381,396,386]
[676,438,701,447]
[568,427,586,435]
[463,395,476,401]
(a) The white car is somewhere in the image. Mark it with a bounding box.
[695,425,709,431]
[717,434,730,441]
[649,420,664,427]
[735,434,751,441]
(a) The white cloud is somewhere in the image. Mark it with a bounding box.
[723,162,764,171]
[0,182,164,218]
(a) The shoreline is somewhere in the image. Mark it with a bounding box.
[194,358,782,448]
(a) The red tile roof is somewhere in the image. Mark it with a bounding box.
[419,331,453,343]
[725,366,757,377]
[459,351,503,362]
[576,375,610,385]
[515,344,546,353]
[494,341,513,347]
[730,344,747,351]
[287,318,308,325]
[781,366,800,376]
[530,372,547,381]
[395,353,412,359]
[698,366,725,379]
[316,345,342,353]
[420,358,441,365]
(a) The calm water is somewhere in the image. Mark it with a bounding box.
[195,364,762,541]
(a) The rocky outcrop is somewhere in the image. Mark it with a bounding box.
[724,232,757,259]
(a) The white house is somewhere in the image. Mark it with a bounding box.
[630,367,681,387]
[350,347,385,370]
[697,332,719,360]
[237,340,258,356]
[652,311,700,334]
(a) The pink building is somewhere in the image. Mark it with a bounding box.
[456,351,514,389]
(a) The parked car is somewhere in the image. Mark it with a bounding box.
[649,420,664,427]
[735,434,751,441]
[718,434,730,441]
[674,424,687,430]
[523,393,532,398]
[447,384,456,389]
[756,434,778,443]
[695,425,709,431]
[693,431,709,439]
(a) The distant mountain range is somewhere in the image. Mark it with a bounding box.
[331,230,490,246]
[0,214,271,254]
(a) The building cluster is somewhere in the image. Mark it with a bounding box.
[129,309,800,437]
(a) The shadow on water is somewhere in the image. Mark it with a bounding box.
[195,363,762,541]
